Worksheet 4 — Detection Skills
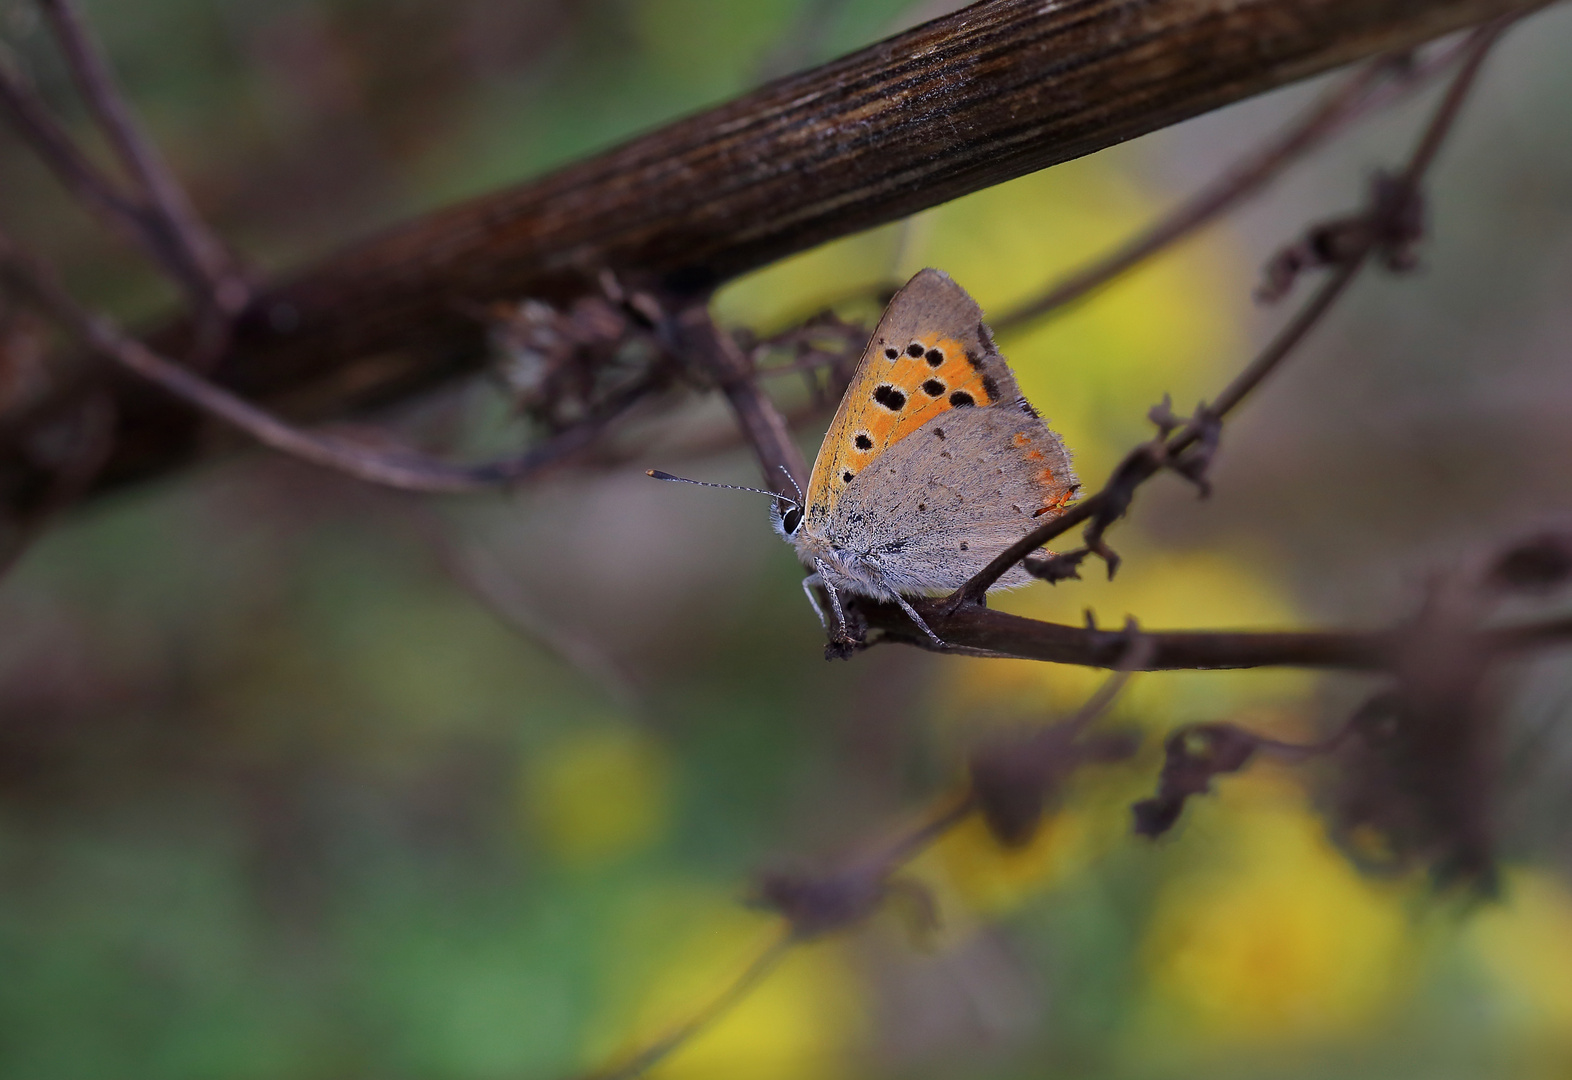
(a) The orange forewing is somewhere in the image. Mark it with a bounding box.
[811,332,999,500]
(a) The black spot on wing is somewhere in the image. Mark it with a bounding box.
[854,432,873,450]
[921,379,945,397]
[906,342,925,358]
[873,385,906,411]
[949,391,975,407]
[883,346,899,360]
[842,470,854,483]
[925,348,943,367]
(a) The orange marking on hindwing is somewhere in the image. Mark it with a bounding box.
[1032,486,1076,517]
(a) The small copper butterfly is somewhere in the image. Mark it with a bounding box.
[654,269,1078,646]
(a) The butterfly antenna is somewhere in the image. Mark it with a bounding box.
[646,470,799,508]
[778,465,805,505]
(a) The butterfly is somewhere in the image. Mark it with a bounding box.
[654,269,1078,646]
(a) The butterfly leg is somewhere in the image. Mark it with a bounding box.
[893,594,948,649]
[811,559,850,641]
[800,572,829,630]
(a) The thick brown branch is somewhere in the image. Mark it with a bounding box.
[0,0,1549,513]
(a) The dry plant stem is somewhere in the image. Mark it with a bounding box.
[676,304,809,497]
[866,603,1389,667]
[947,20,1506,611]
[0,58,151,244]
[586,931,795,1080]
[0,235,646,494]
[35,0,244,312]
[855,600,1572,670]
[995,56,1389,331]
[954,247,1367,603]
[440,541,644,716]
[877,792,980,868]
[0,0,1547,511]
[0,53,228,333]
[992,32,1480,333]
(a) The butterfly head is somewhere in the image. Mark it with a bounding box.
[772,499,804,539]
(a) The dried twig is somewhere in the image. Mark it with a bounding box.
[438,541,644,716]
[34,0,247,316]
[0,233,654,494]
[1133,719,1355,838]
[674,302,809,499]
[0,54,153,252]
[941,21,1508,615]
[991,34,1478,333]
[584,932,795,1080]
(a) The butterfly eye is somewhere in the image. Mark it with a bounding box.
[781,505,803,534]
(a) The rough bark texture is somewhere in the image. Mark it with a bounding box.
[2,0,1546,508]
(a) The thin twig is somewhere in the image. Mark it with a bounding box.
[0,53,150,242]
[36,0,246,315]
[991,36,1474,333]
[945,21,1508,611]
[441,541,644,716]
[585,931,795,1080]
[877,792,980,869]
[0,232,652,494]
[676,303,809,499]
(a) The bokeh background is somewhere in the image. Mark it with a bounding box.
[3,1,1572,1078]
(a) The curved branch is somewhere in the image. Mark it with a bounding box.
[0,0,1550,512]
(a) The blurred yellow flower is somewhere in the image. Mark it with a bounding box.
[1466,869,1572,1037]
[1135,773,1413,1050]
[919,806,1094,919]
[522,724,673,866]
[590,888,866,1080]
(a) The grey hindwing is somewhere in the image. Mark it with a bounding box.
[825,402,1077,595]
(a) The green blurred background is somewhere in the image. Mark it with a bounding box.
[3,1,1572,1077]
